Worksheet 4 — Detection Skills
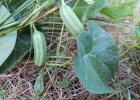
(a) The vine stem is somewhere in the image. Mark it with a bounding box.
[90,18,136,28]
[46,57,73,67]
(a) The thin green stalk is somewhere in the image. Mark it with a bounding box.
[37,22,63,25]
[0,0,73,36]
[41,26,66,30]
[90,18,136,28]
[46,57,73,67]
[47,56,73,59]
[21,0,55,25]
[0,5,60,36]
[0,20,22,30]
[56,24,64,57]
[46,11,56,65]
[35,0,40,7]
[3,0,8,9]
[0,25,20,36]
[72,0,79,10]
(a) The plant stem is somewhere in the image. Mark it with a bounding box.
[90,18,136,28]
[46,57,73,67]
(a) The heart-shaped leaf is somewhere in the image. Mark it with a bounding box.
[74,21,119,94]
[58,77,69,88]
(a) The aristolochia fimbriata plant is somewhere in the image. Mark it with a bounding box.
[6,0,139,95]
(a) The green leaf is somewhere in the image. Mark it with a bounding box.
[72,0,108,21]
[0,0,35,25]
[58,77,69,88]
[100,4,133,21]
[0,5,17,66]
[0,25,44,74]
[8,6,22,21]
[81,0,108,21]
[0,26,31,74]
[74,21,119,94]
